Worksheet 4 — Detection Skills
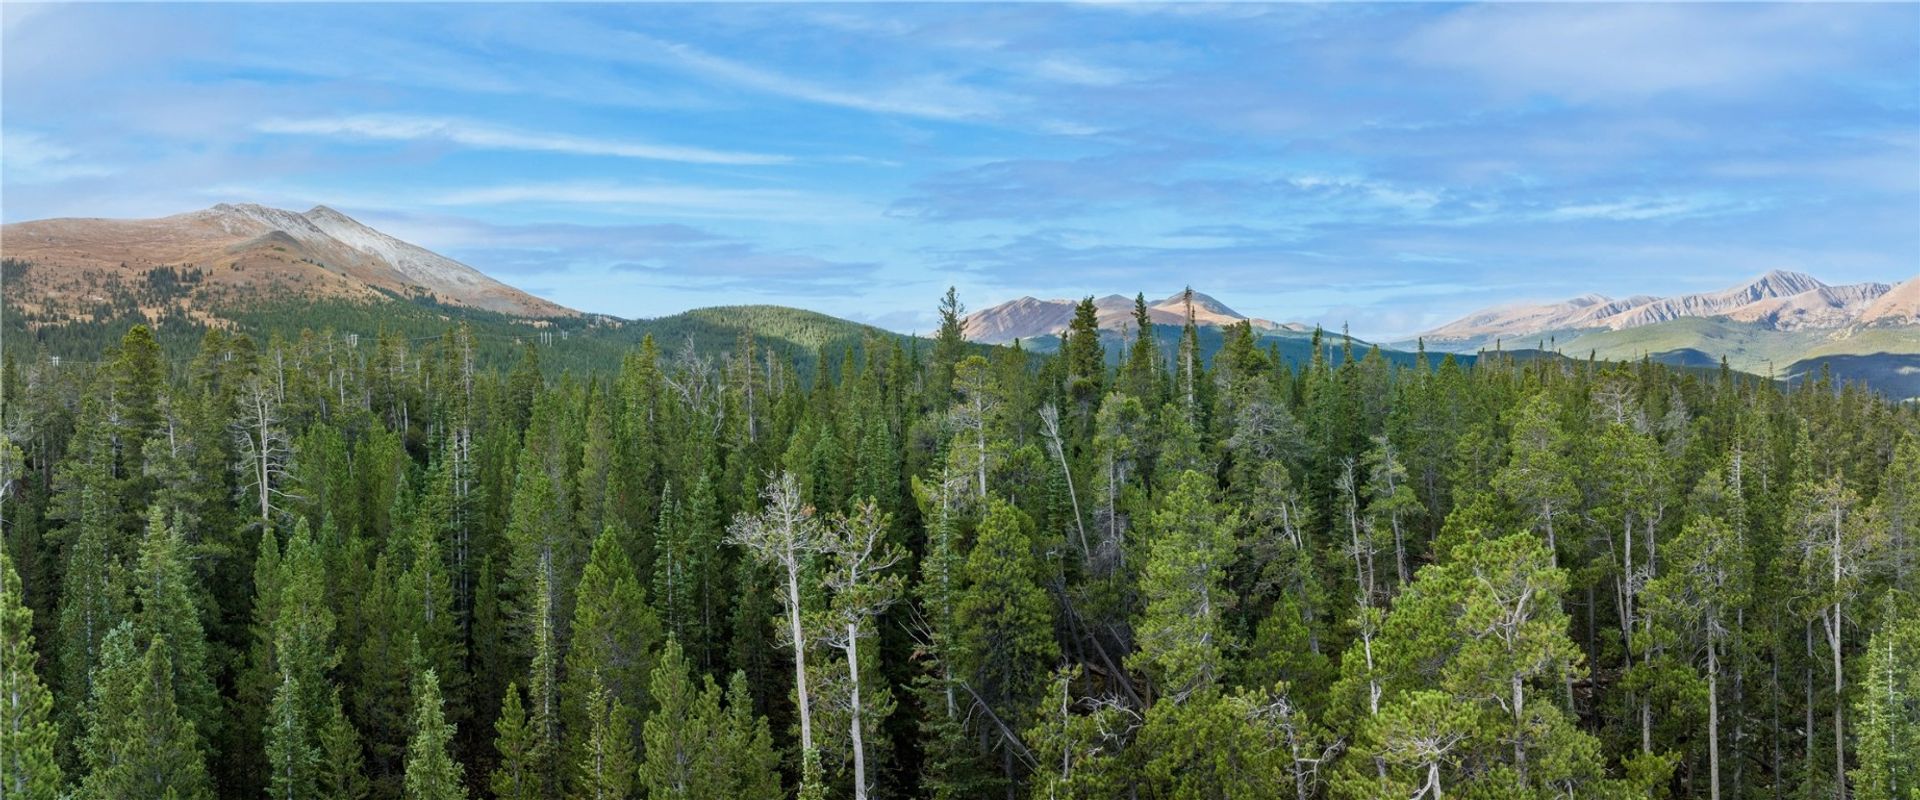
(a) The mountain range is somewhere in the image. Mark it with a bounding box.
[1413,269,1917,352]
[962,291,1305,344]
[4,204,1917,398]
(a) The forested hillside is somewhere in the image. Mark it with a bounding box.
[2,288,1916,800]
[0,260,920,378]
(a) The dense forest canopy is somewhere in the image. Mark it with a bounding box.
[1,288,1916,800]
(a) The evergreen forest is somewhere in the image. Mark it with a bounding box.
[3,289,1917,800]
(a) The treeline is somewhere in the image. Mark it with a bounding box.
[1,289,1916,800]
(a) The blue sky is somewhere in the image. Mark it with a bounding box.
[4,3,1917,338]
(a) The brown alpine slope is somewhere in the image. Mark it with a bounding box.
[1856,275,1920,327]
[1,203,576,325]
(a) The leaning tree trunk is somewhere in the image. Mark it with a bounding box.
[785,558,814,757]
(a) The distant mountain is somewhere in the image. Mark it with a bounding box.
[1406,271,1920,399]
[2,203,575,322]
[963,290,1301,344]
[1416,270,1900,351]
[1856,275,1920,327]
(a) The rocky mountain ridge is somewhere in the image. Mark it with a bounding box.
[1419,269,1910,350]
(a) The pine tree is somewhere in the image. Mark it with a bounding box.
[1173,287,1204,420]
[506,392,585,664]
[526,555,562,797]
[1362,434,1423,591]
[265,674,320,800]
[1122,292,1161,404]
[1793,464,1868,800]
[257,520,348,800]
[576,388,617,545]
[397,504,467,737]
[131,505,221,756]
[402,669,465,800]
[1061,297,1106,429]
[1644,496,1752,800]
[653,482,696,645]
[952,497,1056,796]
[1336,530,1658,798]
[931,287,970,401]
[79,626,214,800]
[316,690,369,800]
[715,672,782,799]
[567,683,635,800]
[1852,594,1919,800]
[683,472,729,668]
[1876,435,1919,593]
[490,684,543,800]
[561,525,658,789]
[1026,666,1133,800]
[0,547,62,800]
[1089,393,1147,580]
[53,484,124,757]
[236,526,286,794]
[1132,470,1238,702]
[351,554,416,785]
[1492,393,1579,565]
[1134,685,1315,800]
[638,640,705,799]
[639,641,781,800]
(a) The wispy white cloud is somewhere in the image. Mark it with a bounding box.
[426,181,869,222]
[1539,197,1748,223]
[256,114,790,165]
[1029,56,1136,87]
[636,33,1013,121]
